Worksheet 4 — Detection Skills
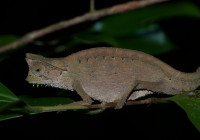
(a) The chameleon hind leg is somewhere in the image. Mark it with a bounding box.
[114,81,138,109]
[114,80,164,109]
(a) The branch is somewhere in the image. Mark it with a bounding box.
[87,97,158,109]
[27,97,159,113]
[0,0,168,54]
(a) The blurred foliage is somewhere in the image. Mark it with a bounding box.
[0,35,20,61]
[66,1,200,55]
[0,83,73,121]
[0,0,200,132]
[0,83,22,121]
[0,35,19,47]
[167,92,200,131]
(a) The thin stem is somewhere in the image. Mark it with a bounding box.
[27,97,159,113]
[27,104,88,113]
[90,0,95,12]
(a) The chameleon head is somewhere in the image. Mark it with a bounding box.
[25,53,73,90]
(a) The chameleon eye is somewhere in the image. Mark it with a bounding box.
[31,64,45,76]
[36,68,41,72]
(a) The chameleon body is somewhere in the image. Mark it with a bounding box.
[26,47,200,109]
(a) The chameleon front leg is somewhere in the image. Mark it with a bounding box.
[69,80,93,106]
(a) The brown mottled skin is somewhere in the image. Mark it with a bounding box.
[26,47,200,109]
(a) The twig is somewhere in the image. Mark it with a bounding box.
[87,97,158,109]
[28,97,159,113]
[90,0,95,12]
[0,0,168,54]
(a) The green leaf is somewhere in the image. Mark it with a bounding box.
[73,33,118,46]
[0,113,23,121]
[0,83,74,121]
[115,24,176,55]
[168,92,200,131]
[73,23,176,55]
[19,95,74,106]
[0,83,23,121]
[0,83,19,102]
[89,1,200,37]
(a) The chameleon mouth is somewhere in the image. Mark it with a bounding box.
[31,83,49,88]
[26,71,64,89]
[26,70,49,85]
[27,78,52,88]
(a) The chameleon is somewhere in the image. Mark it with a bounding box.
[26,47,200,109]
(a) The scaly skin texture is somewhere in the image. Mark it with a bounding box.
[26,47,200,109]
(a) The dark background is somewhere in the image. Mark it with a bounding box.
[0,0,200,139]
